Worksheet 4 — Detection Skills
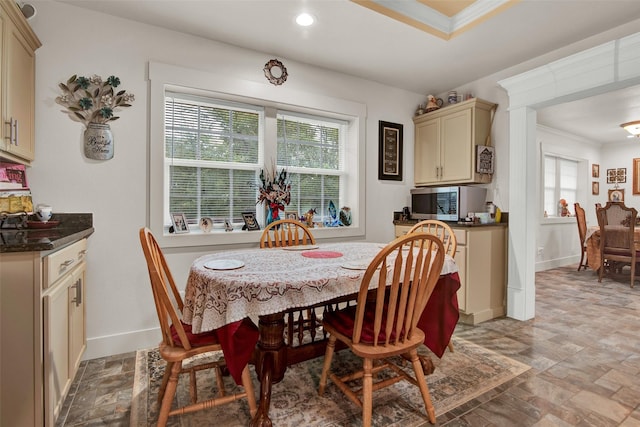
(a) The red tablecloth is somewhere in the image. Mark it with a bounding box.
[419,272,461,358]
[217,272,460,383]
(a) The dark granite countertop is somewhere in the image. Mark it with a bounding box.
[0,213,94,253]
[393,219,508,228]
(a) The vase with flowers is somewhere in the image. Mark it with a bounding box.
[56,74,134,160]
[255,164,291,227]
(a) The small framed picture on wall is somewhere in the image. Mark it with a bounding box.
[592,181,599,195]
[592,164,599,178]
[608,188,624,203]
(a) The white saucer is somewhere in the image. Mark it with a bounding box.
[282,244,319,251]
[204,259,245,270]
[341,261,370,270]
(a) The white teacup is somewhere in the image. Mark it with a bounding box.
[35,204,53,222]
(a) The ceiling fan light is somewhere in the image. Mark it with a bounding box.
[621,120,640,137]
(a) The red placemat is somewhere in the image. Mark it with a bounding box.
[301,250,343,258]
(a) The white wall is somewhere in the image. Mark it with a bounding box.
[28,1,429,358]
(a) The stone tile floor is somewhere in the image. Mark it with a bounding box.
[57,265,640,426]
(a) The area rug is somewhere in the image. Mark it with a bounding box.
[130,337,529,427]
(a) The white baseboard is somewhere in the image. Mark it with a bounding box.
[535,255,579,272]
[83,327,161,360]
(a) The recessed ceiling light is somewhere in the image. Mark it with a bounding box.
[296,13,315,27]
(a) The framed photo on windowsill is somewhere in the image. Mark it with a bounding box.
[170,213,190,234]
[378,121,403,181]
[241,212,260,231]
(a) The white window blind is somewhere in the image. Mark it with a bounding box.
[277,112,345,220]
[165,93,262,223]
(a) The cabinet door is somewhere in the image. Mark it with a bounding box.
[69,264,86,375]
[0,8,6,153]
[394,225,412,238]
[3,18,36,161]
[44,273,72,424]
[414,118,440,185]
[440,108,472,183]
[454,244,467,312]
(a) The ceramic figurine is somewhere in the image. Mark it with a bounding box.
[339,206,352,226]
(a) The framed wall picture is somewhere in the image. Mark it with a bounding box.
[592,163,599,178]
[608,188,624,203]
[592,181,599,195]
[378,121,403,181]
[606,168,627,184]
[241,212,260,231]
[634,158,640,195]
[170,213,190,234]
[476,146,495,174]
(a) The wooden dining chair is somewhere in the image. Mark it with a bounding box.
[408,219,457,259]
[318,232,445,426]
[574,203,588,271]
[259,218,321,347]
[596,203,639,288]
[259,218,316,248]
[138,228,257,426]
[408,219,457,353]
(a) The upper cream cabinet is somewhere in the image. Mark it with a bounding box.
[0,0,41,164]
[413,98,496,186]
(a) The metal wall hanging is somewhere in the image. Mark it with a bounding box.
[263,59,288,85]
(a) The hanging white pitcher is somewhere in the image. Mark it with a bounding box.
[84,122,113,160]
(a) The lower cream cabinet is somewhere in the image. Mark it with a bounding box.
[44,260,86,424]
[394,223,507,325]
[0,238,87,427]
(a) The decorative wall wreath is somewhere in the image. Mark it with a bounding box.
[263,59,288,86]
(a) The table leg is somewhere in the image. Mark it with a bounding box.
[250,313,287,427]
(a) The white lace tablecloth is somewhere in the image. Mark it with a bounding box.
[183,241,457,334]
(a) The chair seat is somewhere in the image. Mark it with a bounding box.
[603,247,640,257]
[170,320,219,348]
[324,301,401,344]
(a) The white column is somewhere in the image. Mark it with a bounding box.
[506,107,537,320]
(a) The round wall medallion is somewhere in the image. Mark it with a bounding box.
[263,59,288,86]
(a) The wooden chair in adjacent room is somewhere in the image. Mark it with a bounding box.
[574,203,589,271]
[596,203,639,288]
[408,219,457,352]
[139,228,257,427]
[318,233,445,426]
[259,218,316,248]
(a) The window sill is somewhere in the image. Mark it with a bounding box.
[155,224,365,248]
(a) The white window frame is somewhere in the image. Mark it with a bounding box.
[148,62,366,248]
[540,150,587,224]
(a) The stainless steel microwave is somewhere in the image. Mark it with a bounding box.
[410,186,487,222]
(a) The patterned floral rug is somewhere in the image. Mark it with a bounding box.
[130,337,529,427]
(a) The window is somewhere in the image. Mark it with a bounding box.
[164,96,348,226]
[149,62,365,247]
[543,154,578,218]
[277,112,346,221]
[165,94,262,223]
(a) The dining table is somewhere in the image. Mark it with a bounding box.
[585,225,640,271]
[182,241,461,427]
